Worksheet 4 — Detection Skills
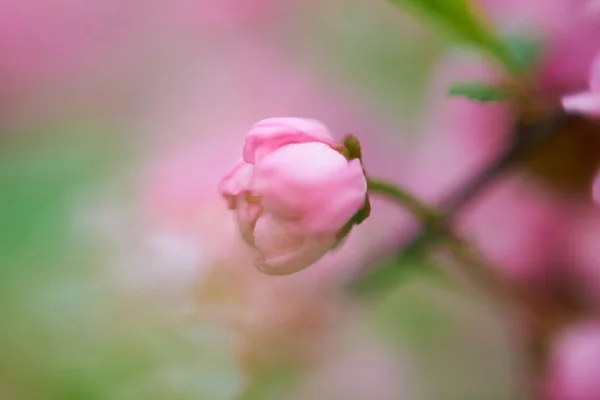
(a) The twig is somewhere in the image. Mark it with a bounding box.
[398,110,572,255]
[367,177,441,222]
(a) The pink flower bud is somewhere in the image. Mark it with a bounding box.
[219,118,368,275]
[562,50,600,116]
[243,117,336,163]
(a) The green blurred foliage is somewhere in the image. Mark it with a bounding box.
[387,0,521,75]
[502,33,543,74]
[281,1,442,131]
[352,248,444,296]
[366,260,523,400]
[236,363,302,400]
[0,126,240,399]
[449,81,512,101]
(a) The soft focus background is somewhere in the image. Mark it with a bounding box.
[2,1,599,399]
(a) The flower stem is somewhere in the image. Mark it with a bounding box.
[365,176,536,311]
[366,177,441,223]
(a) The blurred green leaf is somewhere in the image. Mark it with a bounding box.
[237,363,302,400]
[0,124,242,399]
[351,244,447,297]
[0,123,248,400]
[0,126,118,276]
[289,1,443,130]
[503,33,542,73]
[448,81,511,102]
[388,0,520,75]
[369,277,521,400]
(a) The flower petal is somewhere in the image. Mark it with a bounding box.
[299,158,367,232]
[590,50,600,93]
[235,196,263,246]
[252,214,337,275]
[252,142,366,232]
[243,117,335,164]
[219,159,254,208]
[562,91,600,117]
[593,169,600,206]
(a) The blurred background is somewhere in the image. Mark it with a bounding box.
[2,1,599,399]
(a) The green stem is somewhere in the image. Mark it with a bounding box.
[366,177,441,223]
[365,177,542,399]
[365,176,535,309]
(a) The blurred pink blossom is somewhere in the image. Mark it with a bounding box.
[0,0,156,122]
[593,170,600,205]
[546,322,600,400]
[562,51,600,116]
[169,0,291,34]
[561,204,600,304]
[478,0,600,92]
[538,3,600,94]
[459,179,569,285]
[289,326,411,400]
[586,0,600,14]
[0,0,300,128]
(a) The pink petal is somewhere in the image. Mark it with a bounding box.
[561,91,600,116]
[590,50,600,93]
[219,159,254,208]
[252,214,337,275]
[299,159,367,232]
[593,169,600,206]
[252,142,366,232]
[458,181,567,284]
[546,322,600,400]
[243,117,335,164]
[235,197,263,246]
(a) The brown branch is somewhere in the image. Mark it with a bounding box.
[397,109,572,256]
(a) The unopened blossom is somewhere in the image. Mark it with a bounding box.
[133,44,416,385]
[219,118,368,276]
[562,50,600,116]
